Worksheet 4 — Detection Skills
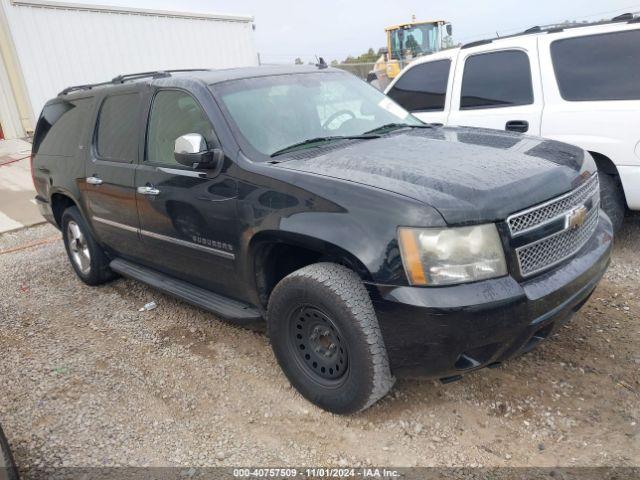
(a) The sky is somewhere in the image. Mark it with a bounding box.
[74,0,640,63]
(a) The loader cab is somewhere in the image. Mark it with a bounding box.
[387,20,452,62]
[370,19,453,90]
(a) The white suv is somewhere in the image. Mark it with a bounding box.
[385,15,640,230]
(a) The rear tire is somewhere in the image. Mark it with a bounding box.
[267,262,394,414]
[598,171,626,232]
[61,206,116,286]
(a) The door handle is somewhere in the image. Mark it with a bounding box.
[505,120,529,133]
[137,185,161,196]
[86,176,103,185]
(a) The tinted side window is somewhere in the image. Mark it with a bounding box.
[387,60,451,111]
[551,30,640,101]
[33,98,92,156]
[146,90,214,166]
[96,93,141,162]
[461,50,533,109]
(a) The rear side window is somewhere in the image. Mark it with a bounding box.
[33,98,92,156]
[96,93,141,162]
[460,50,533,109]
[387,59,451,111]
[551,30,640,101]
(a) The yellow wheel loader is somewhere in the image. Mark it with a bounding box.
[367,18,453,90]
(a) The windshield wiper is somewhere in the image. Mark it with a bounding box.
[270,135,379,157]
[362,122,433,135]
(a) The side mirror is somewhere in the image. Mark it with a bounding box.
[174,133,223,169]
[446,24,453,36]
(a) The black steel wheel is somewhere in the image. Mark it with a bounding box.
[288,305,349,384]
[268,262,394,414]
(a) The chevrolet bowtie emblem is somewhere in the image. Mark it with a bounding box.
[566,205,588,230]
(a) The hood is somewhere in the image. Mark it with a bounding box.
[277,126,595,225]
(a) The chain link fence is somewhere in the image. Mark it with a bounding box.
[332,62,376,81]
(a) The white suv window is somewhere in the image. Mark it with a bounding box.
[550,29,640,101]
[460,50,533,109]
[387,59,451,112]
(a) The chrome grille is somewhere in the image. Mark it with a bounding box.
[516,205,599,276]
[509,174,600,278]
[507,174,599,235]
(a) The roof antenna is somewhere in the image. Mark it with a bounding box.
[316,56,328,69]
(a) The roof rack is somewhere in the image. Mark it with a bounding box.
[460,39,492,50]
[461,12,639,49]
[58,68,211,96]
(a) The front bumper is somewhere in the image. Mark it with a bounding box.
[369,211,613,378]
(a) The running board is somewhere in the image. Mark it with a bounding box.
[110,258,262,323]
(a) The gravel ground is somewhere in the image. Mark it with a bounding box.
[0,216,638,475]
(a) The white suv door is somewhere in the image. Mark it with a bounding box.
[385,51,456,125]
[538,24,640,214]
[447,36,543,135]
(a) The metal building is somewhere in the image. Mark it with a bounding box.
[0,0,257,139]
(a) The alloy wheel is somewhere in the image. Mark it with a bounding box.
[66,220,91,275]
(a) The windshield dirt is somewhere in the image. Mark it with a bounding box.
[212,71,422,157]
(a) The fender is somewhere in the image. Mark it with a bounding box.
[48,186,82,221]
[48,186,105,244]
[233,158,446,295]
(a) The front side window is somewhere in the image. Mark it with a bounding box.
[460,50,533,109]
[551,29,640,101]
[146,90,214,166]
[213,72,421,157]
[96,93,141,162]
[387,60,451,111]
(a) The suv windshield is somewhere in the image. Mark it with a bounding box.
[212,71,422,157]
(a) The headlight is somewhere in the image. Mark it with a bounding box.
[397,224,507,286]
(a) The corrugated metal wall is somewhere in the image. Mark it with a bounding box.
[2,0,257,124]
[0,48,24,139]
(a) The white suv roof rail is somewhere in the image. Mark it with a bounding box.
[461,11,639,49]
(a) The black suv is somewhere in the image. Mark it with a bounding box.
[32,66,612,414]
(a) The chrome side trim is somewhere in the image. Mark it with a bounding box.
[157,167,206,178]
[92,216,235,260]
[139,229,235,259]
[93,216,138,233]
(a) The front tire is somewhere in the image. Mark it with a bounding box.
[0,424,18,480]
[267,263,394,414]
[598,171,626,232]
[61,206,116,286]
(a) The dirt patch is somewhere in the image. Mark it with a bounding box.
[0,218,638,473]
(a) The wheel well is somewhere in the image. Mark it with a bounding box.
[51,193,76,227]
[589,151,619,176]
[253,240,369,308]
